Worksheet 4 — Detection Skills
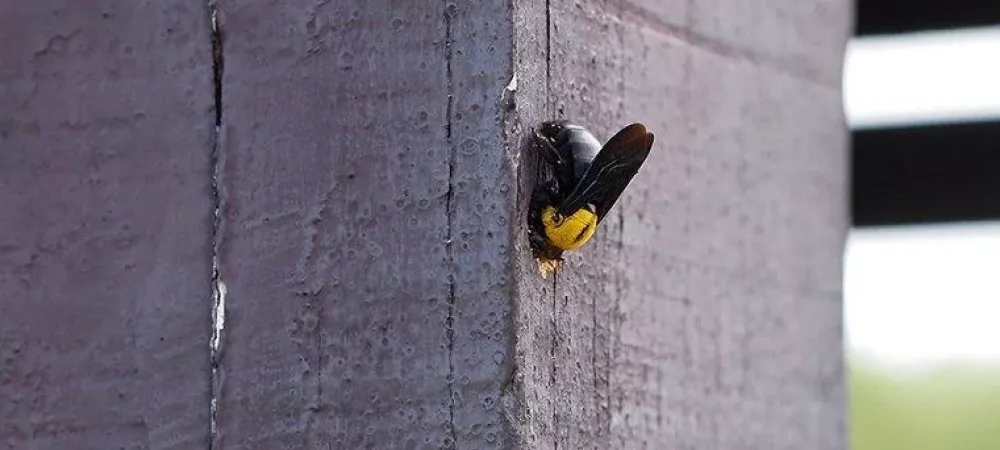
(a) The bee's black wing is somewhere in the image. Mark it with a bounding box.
[556,123,654,221]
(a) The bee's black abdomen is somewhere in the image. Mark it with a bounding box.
[540,121,602,182]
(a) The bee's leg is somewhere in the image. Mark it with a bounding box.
[528,230,546,253]
[534,130,580,196]
[527,198,548,254]
[534,130,563,167]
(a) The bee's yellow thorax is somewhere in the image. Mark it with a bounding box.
[541,205,598,251]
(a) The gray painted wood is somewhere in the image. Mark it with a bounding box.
[1,0,849,448]
[508,1,849,449]
[212,1,516,448]
[0,1,216,448]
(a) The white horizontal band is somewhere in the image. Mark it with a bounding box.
[844,26,1000,129]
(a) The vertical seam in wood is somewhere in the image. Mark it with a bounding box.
[313,297,325,440]
[545,2,561,448]
[550,273,559,450]
[591,284,600,443]
[208,1,225,448]
[443,5,458,449]
[545,0,552,117]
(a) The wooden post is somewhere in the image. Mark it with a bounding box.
[213,0,849,448]
[2,0,849,448]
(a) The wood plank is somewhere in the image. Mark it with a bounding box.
[211,1,517,447]
[0,2,215,448]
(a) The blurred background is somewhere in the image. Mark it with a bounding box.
[845,1,1000,449]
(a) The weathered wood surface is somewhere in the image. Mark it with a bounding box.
[0,1,216,448]
[509,0,850,448]
[212,1,516,448]
[2,0,849,448]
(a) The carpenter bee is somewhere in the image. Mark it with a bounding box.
[529,121,655,275]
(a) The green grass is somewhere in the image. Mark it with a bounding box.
[851,357,1000,450]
